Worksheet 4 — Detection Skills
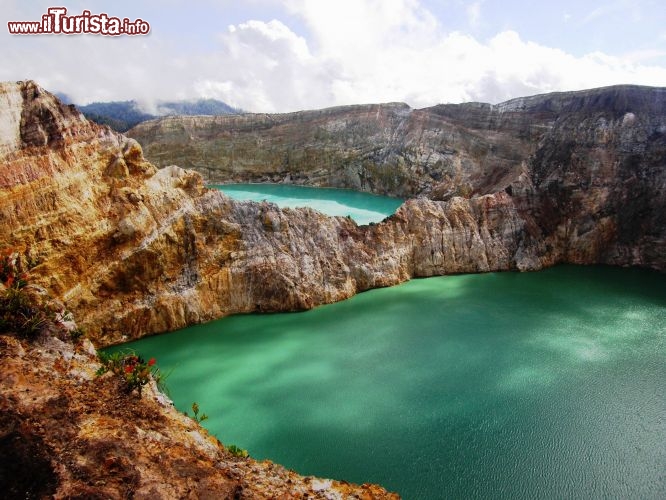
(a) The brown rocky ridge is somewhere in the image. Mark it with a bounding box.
[3,82,665,345]
[0,306,397,499]
[129,85,666,200]
[1,79,665,498]
[129,85,666,277]
[0,81,399,499]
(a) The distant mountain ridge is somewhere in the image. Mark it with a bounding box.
[71,98,242,132]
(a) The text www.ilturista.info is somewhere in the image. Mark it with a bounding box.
[7,7,150,36]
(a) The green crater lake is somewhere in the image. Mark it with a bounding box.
[110,266,666,499]
[210,183,404,225]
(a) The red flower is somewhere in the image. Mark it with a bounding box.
[148,358,156,367]
[125,365,134,373]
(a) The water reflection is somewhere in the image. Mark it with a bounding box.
[110,265,666,499]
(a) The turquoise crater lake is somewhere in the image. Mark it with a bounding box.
[210,183,404,225]
[111,266,666,499]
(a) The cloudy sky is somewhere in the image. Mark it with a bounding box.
[2,0,666,112]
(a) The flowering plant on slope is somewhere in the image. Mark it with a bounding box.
[97,350,160,395]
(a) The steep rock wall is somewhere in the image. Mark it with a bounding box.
[128,85,666,273]
[0,81,400,499]
[128,86,666,205]
[1,81,665,347]
[128,101,536,199]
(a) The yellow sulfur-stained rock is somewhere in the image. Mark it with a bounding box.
[2,81,666,345]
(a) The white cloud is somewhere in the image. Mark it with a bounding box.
[202,1,666,110]
[621,49,666,63]
[1,0,665,112]
[193,18,330,112]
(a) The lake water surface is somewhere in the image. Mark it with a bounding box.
[111,266,666,499]
[210,183,404,225]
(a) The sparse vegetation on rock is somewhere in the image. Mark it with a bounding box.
[96,350,161,395]
[186,401,208,423]
[0,252,60,340]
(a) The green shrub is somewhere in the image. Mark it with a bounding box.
[0,250,84,342]
[0,284,51,339]
[226,444,249,458]
[97,350,161,395]
[0,251,52,338]
[187,402,208,423]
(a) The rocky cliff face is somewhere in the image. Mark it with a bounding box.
[0,81,527,346]
[128,100,530,199]
[129,84,666,272]
[0,81,399,498]
[2,81,665,346]
[0,323,397,498]
[128,86,666,202]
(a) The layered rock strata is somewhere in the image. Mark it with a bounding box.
[129,85,666,202]
[0,81,402,498]
[130,85,666,274]
[2,82,664,345]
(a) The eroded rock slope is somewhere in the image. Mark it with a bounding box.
[0,329,397,499]
[2,81,665,345]
[0,81,401,499]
